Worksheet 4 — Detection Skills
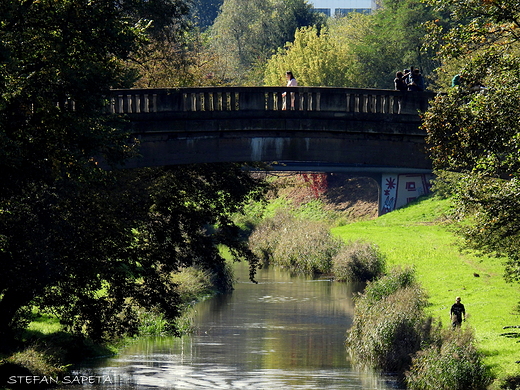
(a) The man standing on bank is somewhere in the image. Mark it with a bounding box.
[450,296,466,328]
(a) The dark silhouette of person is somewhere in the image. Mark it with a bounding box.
[450,296,466,328]
[394,71,408,92]
[408,68,425,91]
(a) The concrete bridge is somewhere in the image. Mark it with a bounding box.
[108,87,436,214]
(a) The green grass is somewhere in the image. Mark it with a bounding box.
[332,195,520,387]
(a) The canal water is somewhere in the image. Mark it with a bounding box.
[60,263,401,389]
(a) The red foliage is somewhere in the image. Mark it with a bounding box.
[301,173,328,199]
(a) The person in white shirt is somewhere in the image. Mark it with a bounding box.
[282,71,297,110]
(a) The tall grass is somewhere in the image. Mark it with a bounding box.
[346,267,430,373]
[332,240,386,282]
[249,211,341,275]
[406,327,491,390]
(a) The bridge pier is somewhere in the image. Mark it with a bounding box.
[379,172,434,215]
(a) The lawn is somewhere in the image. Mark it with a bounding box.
[331,195,520,385]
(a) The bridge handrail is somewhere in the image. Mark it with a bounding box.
[107,87,435,115]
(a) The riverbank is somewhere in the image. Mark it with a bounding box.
[331,195,520,389]
[0,267,225,389]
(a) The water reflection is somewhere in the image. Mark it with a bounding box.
[58,263,401,389]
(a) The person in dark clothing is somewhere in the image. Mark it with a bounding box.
[394,71,408,92]
[450,296,466,328]
[408,68,425,91]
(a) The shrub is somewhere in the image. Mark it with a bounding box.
[363,265,416,303]
[249,211,341,275]
[332,240,386,282]
[406,327,492,390]
[346,267,430,372]
[248,211,293,265]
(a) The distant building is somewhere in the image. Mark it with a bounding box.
[310,0,378,16]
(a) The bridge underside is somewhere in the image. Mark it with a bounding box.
[123,111,431,171]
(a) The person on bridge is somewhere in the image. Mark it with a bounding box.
[394,71,408,92]
[450,296,466,329]
[408,68,425,91]
[282,71,297,110]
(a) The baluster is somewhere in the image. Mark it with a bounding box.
[266,91,274,110]
[134,94,141,113]
[195,93,202,111]
[116,95,123,113]
[231,92,237,111]
[375,94,383,113]
[151,94,157,112]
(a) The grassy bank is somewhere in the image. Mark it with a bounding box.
[331,195,520,387]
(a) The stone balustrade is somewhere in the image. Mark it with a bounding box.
[107,87,434,116]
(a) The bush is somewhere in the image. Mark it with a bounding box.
[363,265,416,303]
[406,327,492,390]
[332,240,386,282]
[346,267,430,372]
[248,211,292,264]
[249,211,341,275]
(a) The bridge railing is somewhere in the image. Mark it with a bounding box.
[108,87,434,115]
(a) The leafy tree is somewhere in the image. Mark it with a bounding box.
[263,16,369,87]
[209,0,324,84]
[264,0,441,88]
[422,0,520,282]
[0,0,268,345]
[31,165,266,341]
[353,0,440,89]
[0,0,151,343]
[191,0,224,29]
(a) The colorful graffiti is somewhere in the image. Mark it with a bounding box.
[380,173,434,215]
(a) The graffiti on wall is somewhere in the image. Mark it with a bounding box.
[380,173,434,215]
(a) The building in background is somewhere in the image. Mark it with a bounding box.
[310,0,378,16]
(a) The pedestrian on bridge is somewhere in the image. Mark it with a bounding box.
[282,71,297,110]
[394,71,408,92]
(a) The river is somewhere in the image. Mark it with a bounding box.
[58,263,402,389]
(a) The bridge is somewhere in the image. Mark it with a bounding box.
[108,87,436,214]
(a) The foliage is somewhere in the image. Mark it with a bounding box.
[421,1,520,281]
[264,26,358,86]
[210,0,324,84]
[351,0,441,89]
[0,0,271,345]
[130,29,226,87]
[332,240,386,282]
[190,0,223,29]
[423,0,520,61]
[406,327,491,390]
[423,49,520,283]
[430,170,463,199]
[346,267,431,372]
[264,0,440,88]
[248,211,341,275]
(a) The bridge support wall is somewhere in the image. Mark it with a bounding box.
[380,172,435,215]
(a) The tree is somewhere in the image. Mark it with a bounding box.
[29,165,266,341]
[191,0,224,29]
[422,1,520,282]
[354,0,440,89]
[263,16,369,87]
[0,0,267,345]
[264,0,441,89]
[209,0,324,84]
